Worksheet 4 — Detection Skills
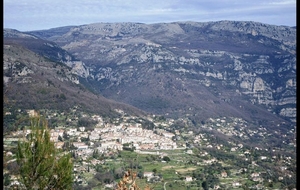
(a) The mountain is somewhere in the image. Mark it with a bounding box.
[26,21,296,129]
[3,22,296,189]
[3,31,146,121]
[4,20,296,130]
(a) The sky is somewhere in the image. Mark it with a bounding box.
[3,0,297,31]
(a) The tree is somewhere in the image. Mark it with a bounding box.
[3,173,11,187]
[152,168,157,174]
[16,115,73,189]
[202,181,208,190]
[93,149,100,159]
[162,156,171,162]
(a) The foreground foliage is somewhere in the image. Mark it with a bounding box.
[116,169,152,190]
[16,116,73,189]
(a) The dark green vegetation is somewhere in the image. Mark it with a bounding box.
[8,116,73,189]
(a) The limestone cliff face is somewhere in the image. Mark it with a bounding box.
[24,21,296,125]
[3,41,144,117]
[3,29,90,80]
[3,44,80,85]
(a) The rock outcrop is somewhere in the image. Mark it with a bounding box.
[18,21,297,125]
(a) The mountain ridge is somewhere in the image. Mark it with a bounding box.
[4,20,296,129]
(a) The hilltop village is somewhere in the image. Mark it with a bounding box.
[3,107,296,189]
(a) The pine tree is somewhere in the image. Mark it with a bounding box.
[16,115,73,189]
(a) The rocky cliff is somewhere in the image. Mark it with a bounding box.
[23,21,297,126]
[3,35,145,117]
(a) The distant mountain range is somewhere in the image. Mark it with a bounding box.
[3,20,296,129]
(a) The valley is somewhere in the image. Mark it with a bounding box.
[3,107,296,189]
[3,20,296,189]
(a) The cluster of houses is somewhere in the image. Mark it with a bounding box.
[48,121,179,154]
[3,109,296,189]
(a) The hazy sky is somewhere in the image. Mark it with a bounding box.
[4,0,296,31]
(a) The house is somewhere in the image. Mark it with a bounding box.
[50,129,64,142]
[162,132,175,138]
[232,182,241,187]
[27,109,38,117]
[251,172,260,178]
[221,171,227,178]
[90,159,103,166]
[143,172,154,178]
[67,128,77,136]
[260,156,267,160]
[142,171,160,182]
[73,142,88,150]
[185,176,193,182]
[55,142,64,149]
[89,133,100,141]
